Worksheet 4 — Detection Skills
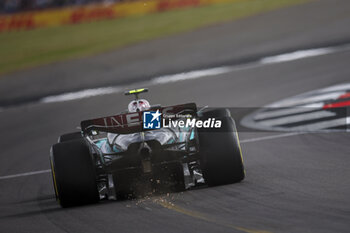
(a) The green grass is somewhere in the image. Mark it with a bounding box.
[0,0,309,75]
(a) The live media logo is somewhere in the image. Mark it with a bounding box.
[143,110,161,129]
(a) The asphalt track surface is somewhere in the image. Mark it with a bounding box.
[1,0,350,232]
[2,0,350,106]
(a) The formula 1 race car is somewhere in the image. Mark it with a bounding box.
[49,88,245,207]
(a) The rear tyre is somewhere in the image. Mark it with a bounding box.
[50,139,99,207]
[198,116,245,186]
[58,132,82,143]
[200,108,231,118]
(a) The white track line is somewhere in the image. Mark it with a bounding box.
[253,103,324,120]
[269,91,345,108]
[290,117,350,131]
[0,169,51,180]
[33,44,350,104]
[0,132,303,181]
[41,87,122,103]
[240,132,304,143]
[258,111,335,126]
[152,67,232,84]
[318,83,350,93]
[260,48,336,64]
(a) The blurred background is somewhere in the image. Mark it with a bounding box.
[0,0,121,13]
[0,0,310,106]
[1,1,350,233]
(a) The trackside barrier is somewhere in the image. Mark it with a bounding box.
[0,0,241,32]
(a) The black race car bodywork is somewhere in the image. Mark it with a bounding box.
[50,102,245,207]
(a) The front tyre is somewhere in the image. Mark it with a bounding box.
[50,139,99,207]
[198,116,245,186]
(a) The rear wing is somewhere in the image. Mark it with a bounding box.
[81,103,197,135]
